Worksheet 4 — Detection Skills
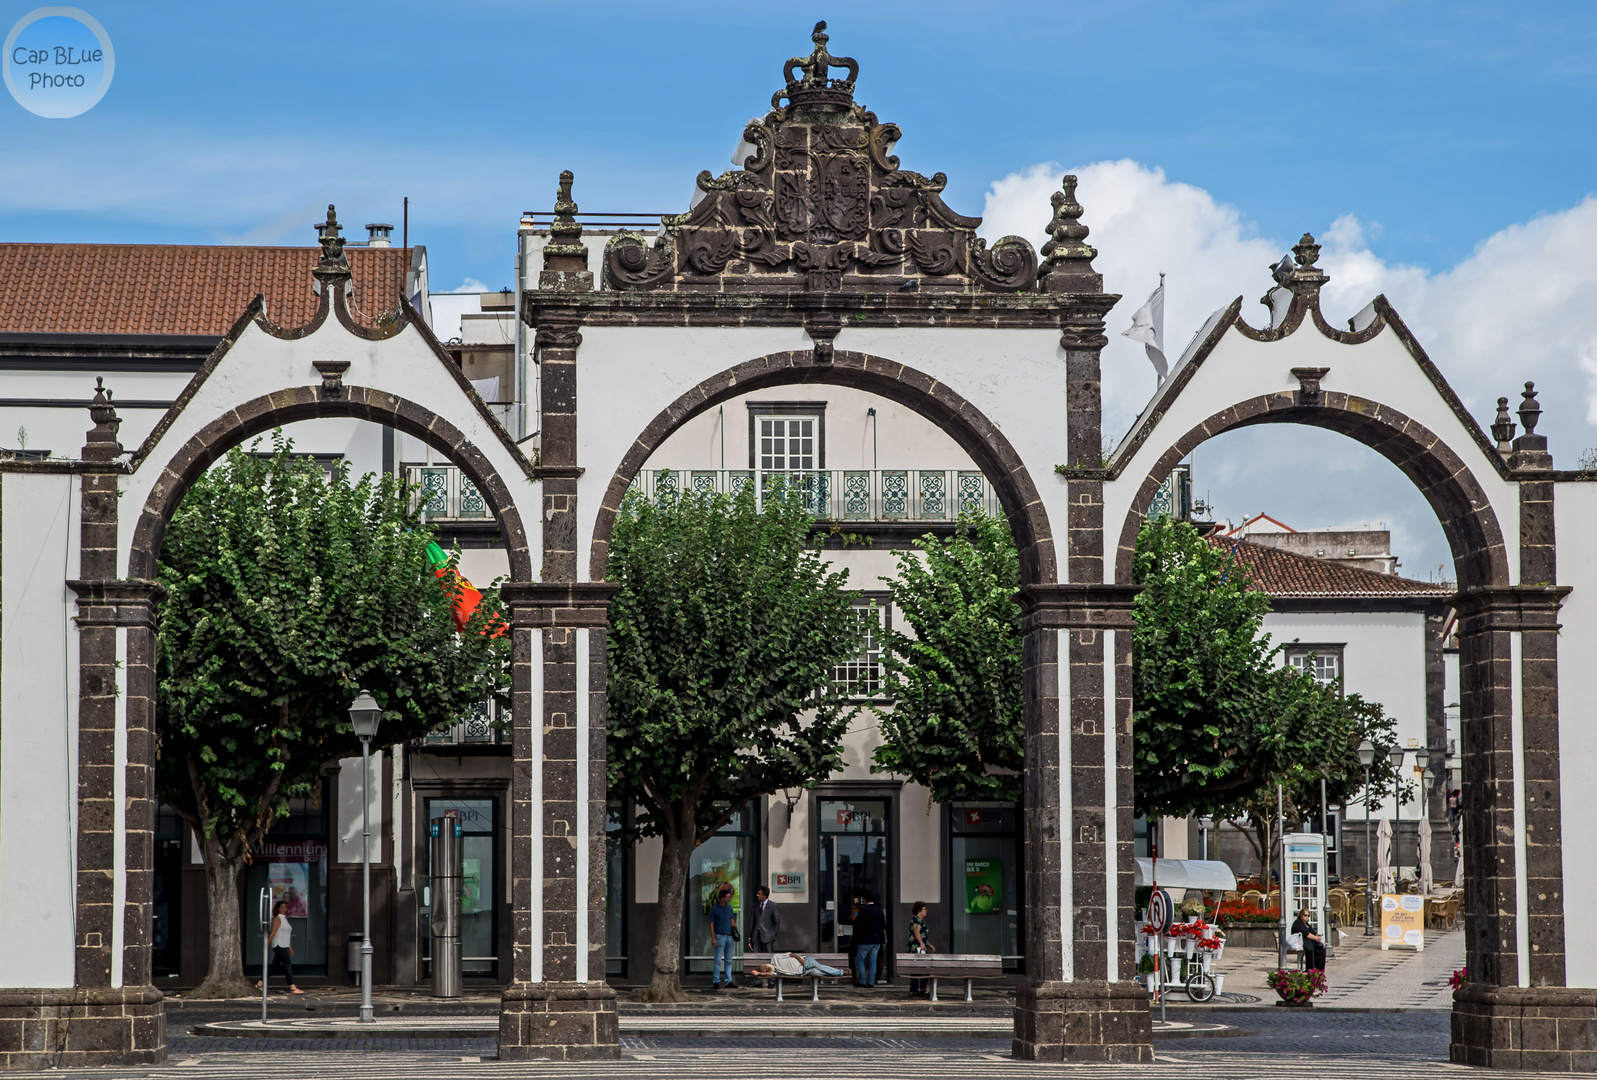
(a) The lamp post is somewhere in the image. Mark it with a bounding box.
[1358,740,1376,934]
[1389,746,1407,886]
[348,691,382,1024]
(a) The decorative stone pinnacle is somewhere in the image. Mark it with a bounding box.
[1491,396,1517,450]
[83,376,122,461]
[1518,381,1542,437]
[1038,175,1102,294]
[775,20,859,112]
[1293,233,1321,268]
[540,170,594,291]
[1282,231,1328,296]
[313,203,352,283]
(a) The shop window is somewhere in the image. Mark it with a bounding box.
[606,801,627,977]
[152,808,183,979]
[834,597,888,699]
[422,798,498,978]
[685,803,756,972]
[243,791,329,976]
[818,798,891,961]
[948,802,1022,967]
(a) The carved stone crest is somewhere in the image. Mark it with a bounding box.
[603,25,1038,295]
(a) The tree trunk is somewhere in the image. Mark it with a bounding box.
[641,831,695,1003]
[189,834,255,999]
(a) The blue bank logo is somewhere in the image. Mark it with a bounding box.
[4,7,114,118]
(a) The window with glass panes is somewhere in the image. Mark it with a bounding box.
[1286,646,1343,687]
[834,597,887,698]
[758,415,817,471]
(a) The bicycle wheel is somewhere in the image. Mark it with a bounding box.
[1185,971,1216,1002]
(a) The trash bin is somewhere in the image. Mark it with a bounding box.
[347,934,365,984]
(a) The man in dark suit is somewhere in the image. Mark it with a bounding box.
[751,885,781,985]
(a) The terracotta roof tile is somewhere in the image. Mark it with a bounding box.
[1212,536,1452,598]
[0,243,413,336]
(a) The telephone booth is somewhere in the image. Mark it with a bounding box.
[1281,832,1328,943]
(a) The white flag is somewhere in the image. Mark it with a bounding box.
[1122,281,1168,381]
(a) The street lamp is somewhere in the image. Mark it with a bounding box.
[348,691,382,1024]
[1389,747,1407,886]
[1358,740,1376,934]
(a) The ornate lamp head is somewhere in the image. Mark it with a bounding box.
[775,21,859,113]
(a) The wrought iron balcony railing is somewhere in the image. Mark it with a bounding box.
[627,468,1000,522]
[406,464,492,521]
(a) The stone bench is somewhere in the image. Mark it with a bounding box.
[894,952,1003,1002]
[741,953,853,1002]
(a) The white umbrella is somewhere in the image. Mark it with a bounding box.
[1376,817,1395,896]
[1418,814,1434,895]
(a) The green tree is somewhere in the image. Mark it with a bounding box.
[156,435,509,998]
[871,514,1023,803]
[606,482,862,1002]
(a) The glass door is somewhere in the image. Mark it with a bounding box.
[422,798,498,978]
[818,798,889,977]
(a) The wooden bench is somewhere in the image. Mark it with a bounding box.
[741,953,853,1002]
[894,953,1003,1002]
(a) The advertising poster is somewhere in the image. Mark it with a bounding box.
[1380,894,1426,950]
[964,859,1002,914]
[461,858,482,914]
[269,863,308,918]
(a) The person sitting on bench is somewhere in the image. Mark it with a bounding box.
[754,953,845,978]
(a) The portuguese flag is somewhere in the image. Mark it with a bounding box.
[425,540,504,636]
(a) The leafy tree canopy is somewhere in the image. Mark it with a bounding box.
[871,514,1022,803]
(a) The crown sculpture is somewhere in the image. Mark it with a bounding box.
[601,23,1052,294]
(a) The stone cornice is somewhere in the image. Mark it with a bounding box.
[68,579,166,628]
[1449,584,1571,633]
[1018,583,1141,632]
[500,581,621,628]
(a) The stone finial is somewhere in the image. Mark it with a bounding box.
[1491,396,1516,451]
[1038,176,1102,294]
[1281,231,1327,298]
[1518,381,1541,437]
[82,376,122,461]
[1293,233,1321,268]
[775,21,859,113]
[313,203,352,287]
[539,170,594,291]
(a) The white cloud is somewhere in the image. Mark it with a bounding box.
[980,162,1597,578]
[451,277,490,294]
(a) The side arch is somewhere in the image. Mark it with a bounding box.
[126,384,536,581]
[588,348,1058,586]
[1112,389,1510,590]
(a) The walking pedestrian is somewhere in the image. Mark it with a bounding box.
[254,900,304,995]
[709,884,737,991]
[750,885,781,986]
[906,900,935,997]
[852,890,887,988]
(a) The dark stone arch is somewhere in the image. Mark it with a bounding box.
[1112,389,1510,590]
[587,348,1058,586]
[126,384,536,581]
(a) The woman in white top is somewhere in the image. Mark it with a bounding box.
[255,900,304,995]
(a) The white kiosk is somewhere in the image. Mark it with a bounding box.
[1282,832,1329,947]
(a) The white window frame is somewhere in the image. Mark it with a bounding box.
[834,595,889,700]
[1286,645,1344,690]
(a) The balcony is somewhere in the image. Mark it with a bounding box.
[628,468,1000,522]
[405,464,1004,523]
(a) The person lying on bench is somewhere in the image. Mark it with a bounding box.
[754,953,845,978]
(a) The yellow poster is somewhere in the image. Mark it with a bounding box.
[1380,894,1425,951]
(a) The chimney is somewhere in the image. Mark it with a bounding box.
[365,223,394,248]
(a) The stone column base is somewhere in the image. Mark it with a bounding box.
[0,986,165,1070]
[499,981,619,1061]
[1451,984,1597,1071]
[1012,979,1153,1062]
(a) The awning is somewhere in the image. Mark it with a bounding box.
[1134,858,1237,891]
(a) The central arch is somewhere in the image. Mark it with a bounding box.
[1111,388,1510,591]
[587,348,1059,587]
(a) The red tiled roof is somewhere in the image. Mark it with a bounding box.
[0,243,412,335]
[1213,536,1452,598]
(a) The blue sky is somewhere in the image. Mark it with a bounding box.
[3,2,1595,576]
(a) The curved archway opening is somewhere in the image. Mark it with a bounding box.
[587,349,1058,587]
[1113,391,1509,592]
[127,385,536,582]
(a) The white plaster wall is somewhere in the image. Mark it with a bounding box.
[766,793,810,904]
[575,326,1069,583]
[115,317,539,581]
[335,753,384,865]
[1103,321,1521,585]
[1262,610,1428,817]
[456,547,511,590]
[898,783,940,905]
[634,834,662,905]
[1554,480,1597,987]
[0,470,79,988]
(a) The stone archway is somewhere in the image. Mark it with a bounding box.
[587,348,1058,587]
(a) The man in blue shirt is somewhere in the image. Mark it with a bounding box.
[709,885,737,990]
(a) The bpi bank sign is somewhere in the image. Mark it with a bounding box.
[4,7,113,118]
